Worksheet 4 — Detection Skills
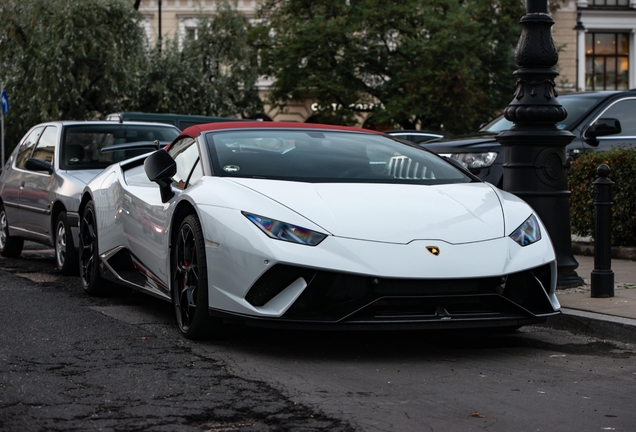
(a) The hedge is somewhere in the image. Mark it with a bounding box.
[568,147,636,247]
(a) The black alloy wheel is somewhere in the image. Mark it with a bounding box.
[0,204,24,257]
[55,211,79,275]
[79,201,104,295]
[172,214,218,340]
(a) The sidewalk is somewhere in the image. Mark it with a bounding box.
[547,255,636,344]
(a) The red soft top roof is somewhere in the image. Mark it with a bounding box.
[166,121,385,150]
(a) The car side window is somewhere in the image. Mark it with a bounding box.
[31,126,58,165]
[168,137,201,190]
[598,99,636,136]
[15,126,45,169]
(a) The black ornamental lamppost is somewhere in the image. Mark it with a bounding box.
[495,0,584,287]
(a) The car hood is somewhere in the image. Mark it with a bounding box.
[424,132,499,152]
[228,179,505,244]
[65,169,103,185]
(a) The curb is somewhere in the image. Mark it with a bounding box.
[540,308,636,345]
[572,242,636,261]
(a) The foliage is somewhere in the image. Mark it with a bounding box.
[569,148,636,246]
[255,0,525,132]
[136,0,263,119]
[0,0,146,152]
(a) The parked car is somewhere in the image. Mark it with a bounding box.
[424,90,636,187]
[106,112,248,130]
[78,121,558,340]
[0,121,180,274]
[386,130,448,144]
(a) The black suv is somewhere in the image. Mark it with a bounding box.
[424,90,636,187]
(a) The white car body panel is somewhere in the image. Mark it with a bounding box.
[226,179,507,243]
[81,123,560,332]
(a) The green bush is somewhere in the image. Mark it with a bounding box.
[569,147,636,246]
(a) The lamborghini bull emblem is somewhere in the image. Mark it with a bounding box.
[426,246,440,256]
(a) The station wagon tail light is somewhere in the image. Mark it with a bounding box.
[510,214,542,247]
[243,212,327,246]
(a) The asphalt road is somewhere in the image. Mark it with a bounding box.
[1,249,635,431]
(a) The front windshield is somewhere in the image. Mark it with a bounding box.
[61,124,180,170]
[206,130,474,185]
[481,94,609,133]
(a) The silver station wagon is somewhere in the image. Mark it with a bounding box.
[0,121,180,274]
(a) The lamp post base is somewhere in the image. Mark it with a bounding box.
[557,269,585,288]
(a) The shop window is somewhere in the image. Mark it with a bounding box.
[585,32,629,90]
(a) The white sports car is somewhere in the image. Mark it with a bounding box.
[79,122,559,339]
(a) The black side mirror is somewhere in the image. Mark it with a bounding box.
[144,150,176,203]
[25,158,53,174]
[584,118,622,146]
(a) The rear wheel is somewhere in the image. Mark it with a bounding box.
[172,214,220,340]
[55,211,79,275]
[79,201,104,295]
[0,204,23,257]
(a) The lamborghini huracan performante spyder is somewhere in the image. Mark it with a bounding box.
[78,122,560,339]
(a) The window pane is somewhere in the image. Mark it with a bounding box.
[606,57,617,90]
[594,57,605,89]
[15,126,44,169]
[606,0,617,6]
[585,57,595,90]
[31,126,58,164]
[169,138,199,189]
[595,34,616,55]
[206,130,472,185]
[585,33,594,55]
[618,58,629,90]
[600,99,636,136]
[618,33,629,55]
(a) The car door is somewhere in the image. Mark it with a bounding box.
[124,137,203,288]
[582,97,636,153]
[19,125,58,239]
[1,126,45,232]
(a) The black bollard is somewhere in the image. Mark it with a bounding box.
[591,164,614,298]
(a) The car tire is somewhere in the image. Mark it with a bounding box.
[55,211,79,275]
[79,201,105,295]
[0,204,24,258]
[172,214,221,340]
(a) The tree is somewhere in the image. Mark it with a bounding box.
[255,0,525,132]
[135,0,263,119]
[0,0,147,152]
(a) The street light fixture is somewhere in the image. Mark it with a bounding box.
[495,0,584,287]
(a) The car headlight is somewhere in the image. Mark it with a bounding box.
[243,212,327,246]
[439,152,498,169]
[510,214,542,246]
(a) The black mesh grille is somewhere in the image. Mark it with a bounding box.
[244,263,556,323]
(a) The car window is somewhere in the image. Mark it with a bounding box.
[482,94,609,132]
[15,126,45,169]
[168,137,201,189]
[61,124,180,170]
[31,126,58,165]
[596,98,636,136]
[205,130,473,185]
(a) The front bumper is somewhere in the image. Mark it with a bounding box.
[210,260,559,330]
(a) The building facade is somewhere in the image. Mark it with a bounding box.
[554,0,636,92]
[136,1,636,123]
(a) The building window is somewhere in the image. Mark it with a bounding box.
[185,27,197,42]
[585,32,629,90]
[588,0,630,7]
